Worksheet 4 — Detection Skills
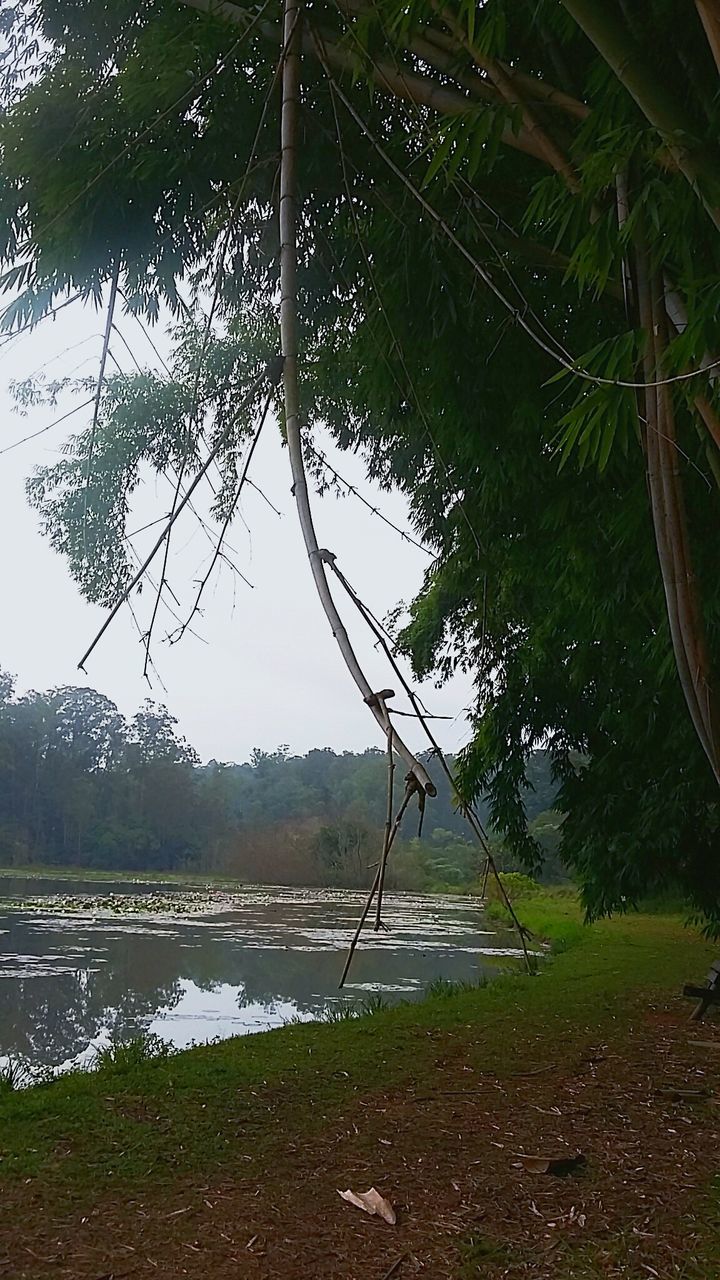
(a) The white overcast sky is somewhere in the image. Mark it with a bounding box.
[0,297,474,764]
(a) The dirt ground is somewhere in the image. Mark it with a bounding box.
[3,1001,719,1280]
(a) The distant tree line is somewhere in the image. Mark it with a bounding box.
[0,672,563,889]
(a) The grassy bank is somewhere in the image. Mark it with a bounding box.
[1,896,718,1278]
[0,896,710,1187]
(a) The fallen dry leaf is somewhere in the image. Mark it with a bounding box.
[337,1187,397,1224]
[514,1153,586,1176]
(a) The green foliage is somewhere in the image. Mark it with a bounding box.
[488,871,541,902]
[0,1057,30,1093]
[94,1033,171,1073]
[357,993,389,1016]
[0,666,559,885]
[2,0,720,928]
[0,672,216,872]
[424,975,487,999]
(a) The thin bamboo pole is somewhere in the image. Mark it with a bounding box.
[338,783,416,988]
[277,0,435,800]
[374,719,395,931]
[327,560,534,972]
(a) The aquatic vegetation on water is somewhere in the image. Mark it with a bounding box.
[1,889,240,917]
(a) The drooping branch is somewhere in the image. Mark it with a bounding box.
[77,360,278,671]
[278,0,436,797]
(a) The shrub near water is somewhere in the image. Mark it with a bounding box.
[94,1033,171,1073]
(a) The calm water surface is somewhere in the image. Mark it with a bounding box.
[0,876,525,1072]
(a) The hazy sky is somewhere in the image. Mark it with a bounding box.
[0,297,474,764]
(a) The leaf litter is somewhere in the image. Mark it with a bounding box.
[337,1187,397,1224]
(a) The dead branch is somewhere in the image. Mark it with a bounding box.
[306,441,435,557]
[169,387,272,644]
[327,559,534,971]
[77,361,277,671]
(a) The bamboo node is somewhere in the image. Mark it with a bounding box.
[364,688,396,708]
[312,548,337,565]
[266,354,285,384]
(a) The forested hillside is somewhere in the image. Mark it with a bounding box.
[0,671,560,888]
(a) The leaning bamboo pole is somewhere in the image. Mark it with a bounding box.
[277,0,435,799]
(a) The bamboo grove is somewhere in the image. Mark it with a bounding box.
[2,1,720,923]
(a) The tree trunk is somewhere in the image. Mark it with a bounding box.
[635,256,720,784]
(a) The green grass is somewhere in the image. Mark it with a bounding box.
[93,1032,172,1073]
[0,894,713,1203]
[2,894,719,1277]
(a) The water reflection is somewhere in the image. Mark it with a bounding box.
[0,878,524,1071]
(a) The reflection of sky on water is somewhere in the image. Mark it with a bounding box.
[149,978,313,1048]
[0,878,530,1071]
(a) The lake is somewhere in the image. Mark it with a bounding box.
[0,876,527,1074]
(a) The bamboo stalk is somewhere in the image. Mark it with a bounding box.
[663,282,720,455]
[636,255,720,781]
[417,20,590,119]
[277,0,435,798]
[652,291,718,769]
[375,719,395,931]
[327,560,534,973]
[561,0,720,234]
[654,373,720,781]
[432,2,580,191]
[696,0,720,75]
